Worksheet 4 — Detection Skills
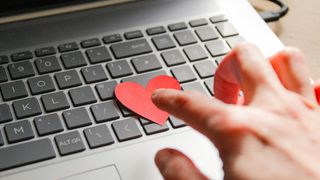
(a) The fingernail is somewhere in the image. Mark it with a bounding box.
[152,89,164,99]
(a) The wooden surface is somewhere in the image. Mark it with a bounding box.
[251,0,320,79]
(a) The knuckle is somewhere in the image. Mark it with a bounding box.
[281,47,305,63]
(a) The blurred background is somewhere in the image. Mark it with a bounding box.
[251,0,320,80]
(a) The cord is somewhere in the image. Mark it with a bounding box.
[258,0,289,22]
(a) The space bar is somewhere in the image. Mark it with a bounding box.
[0,138,56,171]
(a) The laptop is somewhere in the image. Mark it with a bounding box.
[0,0,284,179]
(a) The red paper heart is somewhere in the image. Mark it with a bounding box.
[115,75,181,125]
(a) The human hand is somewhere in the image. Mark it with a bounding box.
[151,44,320,180]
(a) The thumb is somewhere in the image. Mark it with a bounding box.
[155,148,209,180]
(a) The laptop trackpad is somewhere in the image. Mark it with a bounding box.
[60,165,121,180]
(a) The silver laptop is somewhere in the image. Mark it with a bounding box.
[0,0,284,179]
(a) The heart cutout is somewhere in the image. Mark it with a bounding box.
[115,75,181,125]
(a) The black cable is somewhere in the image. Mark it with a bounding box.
[258,0,289,22]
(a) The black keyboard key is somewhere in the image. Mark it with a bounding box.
[139,118,153,125]
[174,30,197,46]
[194,60,217,78]
[0,55,9,65]
[210,15,228,23]
[55,70,82,89]
[34,114,63,136]
[146,26,166,35]
[55,131,85,156]
[112,118,142,142]
[131,54,162,73]
[41,91,70,113]
[13,97,42,119]
[171,65,197,83]
[11,51,33,62]
[111,39,152,59]
[8,61,35,80]
[35,56,62,74]
[152,35,176,50]
[0,104,13,124]
[63,108,92,129]
[95,81,117,101]
[0,81,28,101]
[195,26,219,42]
[161,49,186,67]
[182,82,208,95]
[189,18,208,27]
[0,131,3,146]
[61,51,87,69]
[28,75,55,95]
[84,125,114,149]
[0,138,55,171]
[35,47,56,57]
[143,123,169,135]
[226,36,245,49]
[216,22,239,37]
[86,46,112,64]
[106,60,133,78]
[91,101,120,123]
[0,66,8,83]
[205,40,230,57]
[69,86,97,106]
[184,45,208,62]
[5,120,34,143]
[81,65,108,84]
[168,22,188,31]
[103,34,122,44]
[117,102,135,117]
[58,42,79,53]
[122,70,166,87]
[204,79,214,96]
[169,116,186,128]
[124,30,143,40]
[81,38,101,48]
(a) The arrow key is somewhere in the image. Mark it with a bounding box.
[112,118,142,142]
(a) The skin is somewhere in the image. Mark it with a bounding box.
[151,43,320,180]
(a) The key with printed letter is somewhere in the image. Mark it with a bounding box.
[0,81,28,101]
[4,120,34,143]
[41,91,70,113]
[12,97,42,119]
[28,75,56,95]
[55,70,82,89]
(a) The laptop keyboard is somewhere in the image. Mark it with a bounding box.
[0,15,244,171]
